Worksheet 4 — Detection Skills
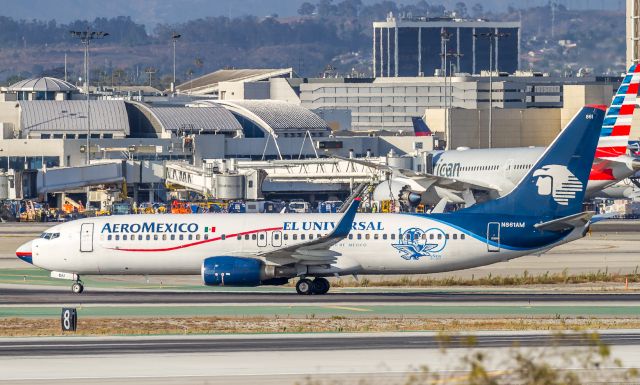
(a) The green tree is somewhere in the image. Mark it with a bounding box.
[298,2,315,16]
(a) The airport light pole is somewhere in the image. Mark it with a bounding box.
[444,52,463,148]
[171,32,181,91]
[474,31,509,148]
[440,30,453,148]
[70,29,109,165]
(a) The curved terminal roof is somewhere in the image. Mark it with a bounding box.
[20,100,129,135]
[176,68,293,95]
[8,77,78,92]
[196,100,329,136]
[147,105,242,133]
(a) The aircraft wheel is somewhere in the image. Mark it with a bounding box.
[71,282,84,294]
[296,278,313,295]
[312,278,330,295]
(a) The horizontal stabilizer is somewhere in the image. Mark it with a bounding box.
[534,211,594,232]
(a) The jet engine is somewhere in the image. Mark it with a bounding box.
[201,256,295,286]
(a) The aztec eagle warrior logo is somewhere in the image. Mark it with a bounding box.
[392,227,447,260]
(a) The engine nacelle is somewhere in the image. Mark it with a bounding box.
[201,256,295,287]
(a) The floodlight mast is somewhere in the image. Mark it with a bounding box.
[69,29,109,164]
[172,32,182,91]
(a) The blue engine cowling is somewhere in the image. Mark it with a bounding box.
[202,256,262,286]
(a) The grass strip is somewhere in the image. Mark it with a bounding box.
[1,317,640,337]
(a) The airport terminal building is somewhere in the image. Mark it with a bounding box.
[373,15,520,77]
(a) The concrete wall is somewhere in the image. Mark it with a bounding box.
[426,108,561,149]
[0,102,20,138]
[561,84,613,128]
[270,78,301,104]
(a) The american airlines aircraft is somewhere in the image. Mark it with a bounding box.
[17,105,605,295]
[372,65,640,207]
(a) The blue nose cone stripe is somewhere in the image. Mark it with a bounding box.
[16,252,33,265]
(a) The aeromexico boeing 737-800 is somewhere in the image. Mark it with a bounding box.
[372,65,640,208]
[16,105,606,295]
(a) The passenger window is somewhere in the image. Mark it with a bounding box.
[421,234,426,240]
[461,234,466,240]
[357,234,362,240]
[188,234,193,240]
[308,234,313,240]
[252,234,257,240]
[123,235,127,241]
[430,234,434,240]
[374,234,379,240]
[146,234,151,241]
[154,234,158,241]
[108,235,112,241]
[179,234,184,240]
[382,234,387,240]
[284,234,288,240]
[204,234,209,240]
[196,234,200,240]
[445,234,449,239]
[348,234,353,240]
[259,234,265,240]
[274,234,280,240]
[221,234,226,240]
[391,234,396,240]
[115,235,120,241]
[453,234,457,240]
[138,235,143,241]
[293,234,298,240]
[365,234,370,240]
[171,234,175,240]
[301,234,306,240]
[162,234,167,241]
[437,234,442,240]
[245,234,250,240]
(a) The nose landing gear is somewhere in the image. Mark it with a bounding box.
[71,280,84,294]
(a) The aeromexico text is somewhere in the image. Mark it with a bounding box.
[100,221,384,234]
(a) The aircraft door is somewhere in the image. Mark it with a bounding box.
[487,222,500,252]
[425,153,434,174]
[257,231,267,247]
[80,223,94,252]
[272,231,282,247]
[503,159,515,178]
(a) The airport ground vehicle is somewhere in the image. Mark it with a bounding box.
[16,105,606,295]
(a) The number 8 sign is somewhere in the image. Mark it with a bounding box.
[61,308,77,332]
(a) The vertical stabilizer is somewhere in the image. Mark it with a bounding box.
[462,105,605,218]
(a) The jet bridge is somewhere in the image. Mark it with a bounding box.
[37,162,126,194]
[164,158,387,198]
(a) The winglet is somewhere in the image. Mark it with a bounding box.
[330,197,360,238]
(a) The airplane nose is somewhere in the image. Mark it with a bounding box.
[16,241,33,265]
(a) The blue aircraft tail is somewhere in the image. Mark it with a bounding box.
[411,117,432,136]
[462,105,606,218]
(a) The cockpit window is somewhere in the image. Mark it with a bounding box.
[39,232,60,240]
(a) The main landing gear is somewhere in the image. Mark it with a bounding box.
[296,277,330,295]
[71,279,84,294]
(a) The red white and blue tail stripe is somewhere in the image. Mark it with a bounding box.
[596,64,640,159]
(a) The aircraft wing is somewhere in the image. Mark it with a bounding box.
[258,198,361,266]
[334,155,501,193]
[534,211,595,232]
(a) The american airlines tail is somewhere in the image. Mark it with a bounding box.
[462,105,606,218]
[411,117,432,136]
[595,64,639,159]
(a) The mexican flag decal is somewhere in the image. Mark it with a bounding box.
[204,226,216,233]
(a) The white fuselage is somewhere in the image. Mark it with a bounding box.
[23,212,584,277]
[430,147,634,196]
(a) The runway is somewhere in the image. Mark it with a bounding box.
[2,332,640,385]
[2,331,640,356]
[2,286,639,305]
